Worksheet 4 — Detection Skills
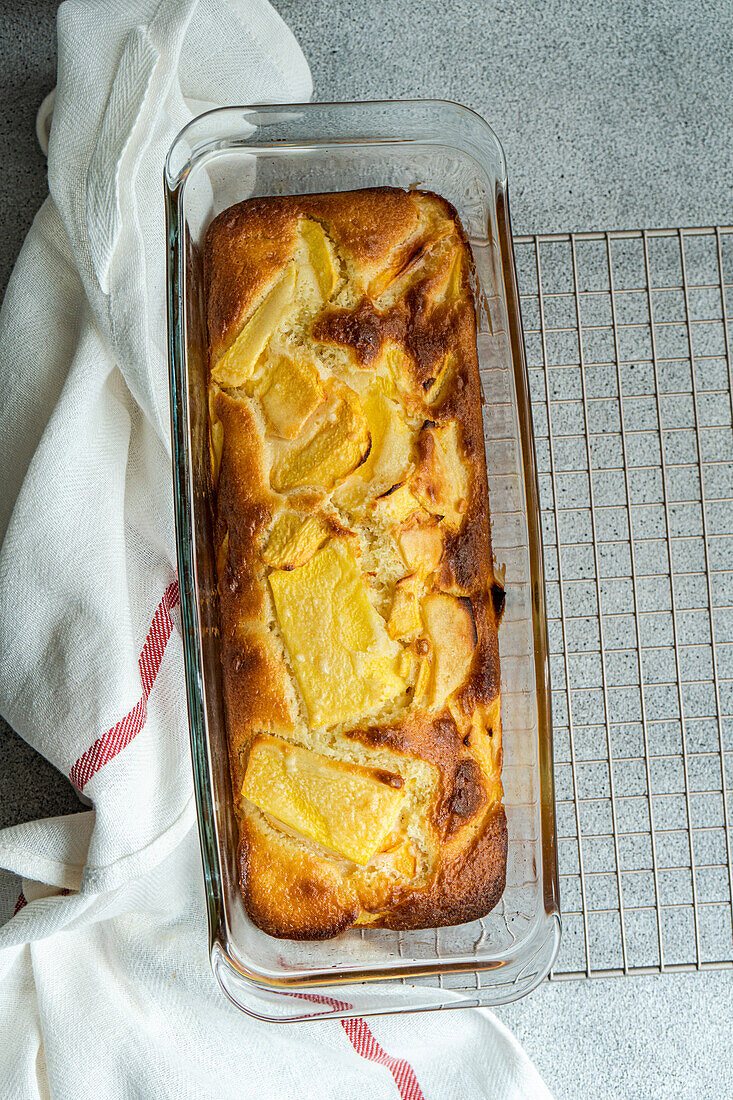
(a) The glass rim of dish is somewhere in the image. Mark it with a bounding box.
[165,98,560,1021]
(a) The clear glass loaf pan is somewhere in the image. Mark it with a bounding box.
[165,100,560,1022]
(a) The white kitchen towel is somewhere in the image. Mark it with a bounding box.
[0,2,552,1096]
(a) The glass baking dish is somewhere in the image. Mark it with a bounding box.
[164,100,560,1022]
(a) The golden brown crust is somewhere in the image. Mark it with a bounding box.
[205,187,505,939]
[239,812,360,940]
[378,804,508,930]
[206,188,422,364]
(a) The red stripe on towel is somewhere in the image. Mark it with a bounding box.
[291,993,425,1099]
[12,890,27,916]
[69,581,179,791]
[342,1015,425,1099]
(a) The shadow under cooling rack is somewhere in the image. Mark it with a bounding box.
[513,226,733,978]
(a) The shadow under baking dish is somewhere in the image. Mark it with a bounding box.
[165,100,560,1022]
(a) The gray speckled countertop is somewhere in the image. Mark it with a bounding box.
[1,2,732,1097]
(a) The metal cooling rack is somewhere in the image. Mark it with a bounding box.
[513,226,733,978]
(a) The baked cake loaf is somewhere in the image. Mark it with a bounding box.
[204,187,506,939]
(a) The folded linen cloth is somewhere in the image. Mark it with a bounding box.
[0,2,552,1096]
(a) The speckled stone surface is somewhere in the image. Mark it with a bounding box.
[1,2,732,1097]
[274,0,733,235]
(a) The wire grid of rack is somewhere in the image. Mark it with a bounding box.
[512,226,733,979]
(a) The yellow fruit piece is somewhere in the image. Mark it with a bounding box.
[369,228,454,303]
[459,702,503,800]
[358,383,413,493]
[425,351,457,407]
[370,836,417,879]
[412,420,470,532]
[300,218,339,301]
[336,380,414,515]
[435,246,464,304]
[262,512,330,569]
[260,354,324,439]
[243,736,404,865]
[385,838,417,879]
[412,648,432,705]
[446,249,464,300]
[397,647,417,681]
[373,371,399,399]
[387,574,423,640]
[269,540,407,728]
[208,387,224,485]
[371,481,423,526]
[381,341,413,387]
[397,520,444,574]
[212,264,296,386]
[271,386,370,492]
[422,592,476,708]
